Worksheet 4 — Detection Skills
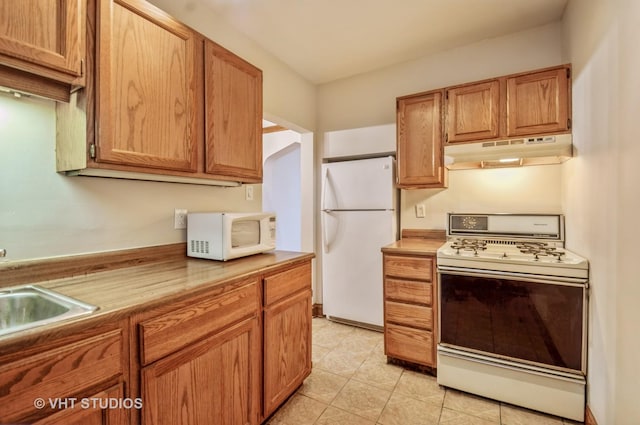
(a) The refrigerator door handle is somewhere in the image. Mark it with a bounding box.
[321,211,331,253]
[321,166,329,211]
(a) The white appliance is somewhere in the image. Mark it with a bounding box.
[437,213,589,422]
[187,212,276,261]
[321,156,397,328]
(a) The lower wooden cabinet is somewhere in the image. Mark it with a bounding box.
[32,384,128,425]
[262,262,312,419]
[141,316,260,425]
[0,324,126,424]
[383,253,437,369]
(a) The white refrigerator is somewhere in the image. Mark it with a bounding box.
[321,156,398,328]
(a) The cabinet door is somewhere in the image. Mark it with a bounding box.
[95,0,198,172]
[507,67,570,136]
[204,40,262,182]
[142,316,260,425]
[0,0,84,79]
[263,289,311,417]
[32,384,128,425]
[396,90,446,188]
[446,80,500,143]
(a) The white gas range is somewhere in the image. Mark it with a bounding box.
[436,213,589,422]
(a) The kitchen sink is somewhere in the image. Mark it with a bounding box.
[0,285,98,337]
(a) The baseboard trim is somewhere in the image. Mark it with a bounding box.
[585,406,598,425]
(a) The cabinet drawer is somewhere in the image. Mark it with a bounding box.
[0,329,123,423]
[140,278,259,365]
[384,255,433,280]
[385,278,432,305]
[385,323,434,366]
[385,301,432,330]
[264,262,311,306]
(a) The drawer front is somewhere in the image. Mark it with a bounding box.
[140,278,259,365]
[384,255,433,280]
[264,262,311,306]
[385,323,434,366]
[385,301,432,330]
[385,278,432,305]
[0,329,123,423]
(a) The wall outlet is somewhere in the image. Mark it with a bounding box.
[415,204,426,218]
[174,208,188,229]
[245,185,254,201]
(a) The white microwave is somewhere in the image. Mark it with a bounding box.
[187,212,276,261]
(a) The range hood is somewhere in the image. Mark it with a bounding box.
[444,134,573,170]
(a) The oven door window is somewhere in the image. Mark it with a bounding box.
[439,273,584,372]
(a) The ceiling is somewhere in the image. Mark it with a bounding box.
[197,0,568,84]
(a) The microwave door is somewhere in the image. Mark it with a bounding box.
[231,220,261,248]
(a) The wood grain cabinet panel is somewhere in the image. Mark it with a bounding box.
[95,0,198,172]
[507,67,570,136]
[383,252,437,369]
[263,289,311,418]
[32,383,128,425]
[446,80,500,143]
[0,0,86,98]
[205,39,263,182]
[0,328,124,424]
[142,316,260,425]
[384,255,433,280]
[139,278,259,365]
[262,262,312,419]
[385,323,434,366]
[396,90,446,189]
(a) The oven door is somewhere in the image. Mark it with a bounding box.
[437,266,588,374]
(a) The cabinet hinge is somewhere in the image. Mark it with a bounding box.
[80,59,85,77]
[567,118,572,129]
[89,143,96,159]
[566,68,571,79]
[445,133,448,143]
[445,91,449,100]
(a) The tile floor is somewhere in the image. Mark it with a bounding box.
[267,318,583,425]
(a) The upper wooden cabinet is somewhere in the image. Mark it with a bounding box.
[205,40,263,181]
[95,0,198,172]
[396,90,447,189]
[56,0,264,185]
[446,80,500,143]
[506,67,570,136]
[445,64,571,144]
[0,0,86,101]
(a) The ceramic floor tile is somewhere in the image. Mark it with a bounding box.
[297,368,348,404]
[394,370,446,406]
[443,390,500,423]
[313,323,355,349]
[330,379,391,421]
[315,406,377,425]
[438,407,500,425]
[500,403,564,425]
[266,394,327,425]
[315,347,369,377]
[378,392,442,425]
[312,344,331,364]
[351,356,404,391]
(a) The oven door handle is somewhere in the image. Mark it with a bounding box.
[437,265,588,287]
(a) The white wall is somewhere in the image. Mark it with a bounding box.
[563,0,640,423]
[0,94,261,261]
[1,0,317,262]
[401,165,563,230]
[317,22,564,132]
